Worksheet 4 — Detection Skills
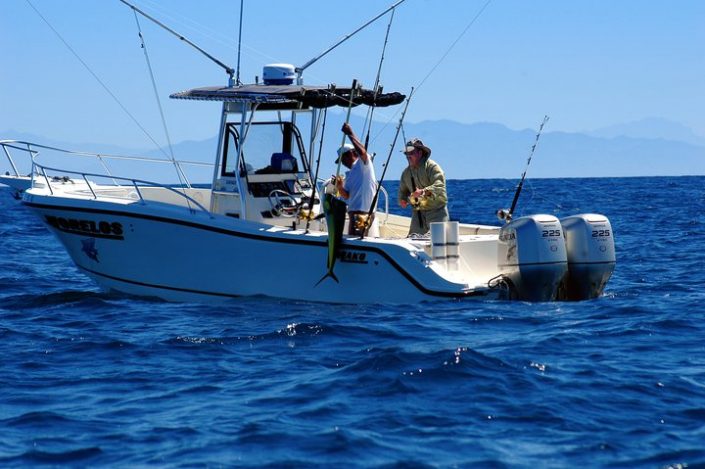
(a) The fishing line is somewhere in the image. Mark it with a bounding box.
[132,12,191,191]
[24,0,172,161]
[412,0,492,96]
[137,0,282,66]
[369,0,493,146]
[518,178,564,216]
[119,0,234,78]
[505,115,550,221]
[360,87,414,240]
[362,6,397,151]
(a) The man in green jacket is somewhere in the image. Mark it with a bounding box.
[398,138,449,236]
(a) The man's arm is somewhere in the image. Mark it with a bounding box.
[423,161,448,204]
[398,169,412,208]
[342,123,370,164]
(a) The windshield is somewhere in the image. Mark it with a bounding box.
[222,121,308,177]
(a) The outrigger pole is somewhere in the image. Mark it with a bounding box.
[295,0,407,84]
[501,115,550,222]
[117,0,235,82]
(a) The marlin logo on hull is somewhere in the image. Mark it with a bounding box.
[81,238,100,262]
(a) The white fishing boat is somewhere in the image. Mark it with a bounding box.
[3,2,615,304]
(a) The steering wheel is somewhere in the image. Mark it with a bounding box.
[268,189,299,217]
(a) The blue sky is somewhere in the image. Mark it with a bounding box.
[2,0,704,150]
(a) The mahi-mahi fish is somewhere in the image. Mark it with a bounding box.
[316,193,347,286]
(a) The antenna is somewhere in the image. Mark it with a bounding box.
[235,0,244,85]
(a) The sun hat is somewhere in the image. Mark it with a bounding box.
[402,138,431,157]
[335,143,355,163]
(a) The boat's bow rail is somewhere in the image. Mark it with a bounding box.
[28,161,212,217]
[0,140,34,178]
[0,139,212,187]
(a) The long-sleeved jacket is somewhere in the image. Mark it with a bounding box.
[398,156,448,211]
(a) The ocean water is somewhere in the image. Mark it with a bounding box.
[1,176,704,467]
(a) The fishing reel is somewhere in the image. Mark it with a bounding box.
[407,188,432,209]
[353,213,371,231]
[496,208,512,222]
[297,204,324,222]
[297,207,313,221]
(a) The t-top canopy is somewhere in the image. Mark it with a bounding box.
[170,84,405,110]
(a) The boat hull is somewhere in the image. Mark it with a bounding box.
[23,195,488,304]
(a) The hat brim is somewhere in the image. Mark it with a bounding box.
[335,151,354,164]
[402,145,431,157]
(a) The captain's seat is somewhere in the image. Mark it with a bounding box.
[270,153,297,173]
[254,153,298,174]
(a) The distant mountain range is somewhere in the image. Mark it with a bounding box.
[587,117,705,147]
[3,117,704,181]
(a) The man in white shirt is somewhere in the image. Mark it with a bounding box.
[334,123,378,236]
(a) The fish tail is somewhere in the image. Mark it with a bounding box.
[314,269,339,287]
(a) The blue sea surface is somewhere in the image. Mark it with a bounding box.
[1,176,704,467]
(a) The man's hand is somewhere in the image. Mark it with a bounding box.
[411,188,425,199]
[341,122,353,136]
[400,199,408,209]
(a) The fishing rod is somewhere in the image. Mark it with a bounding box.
[296,0,407,84]
[305,102,329,234]
[362,6,397,151]
[118,0,235,81]
[359,87,414,240]
[367,0,492,147]
[335,80,359,178]
[498,115,550,222]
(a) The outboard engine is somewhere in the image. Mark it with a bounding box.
[497,215,568,301]
[558,214,616,300]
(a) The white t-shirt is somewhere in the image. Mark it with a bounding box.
[344,157,377,212]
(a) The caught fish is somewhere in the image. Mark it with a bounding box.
[316,193,346,286]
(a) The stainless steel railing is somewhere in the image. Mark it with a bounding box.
[0,139,211,186]
[0,139,212,216]
[32,162,212,217]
